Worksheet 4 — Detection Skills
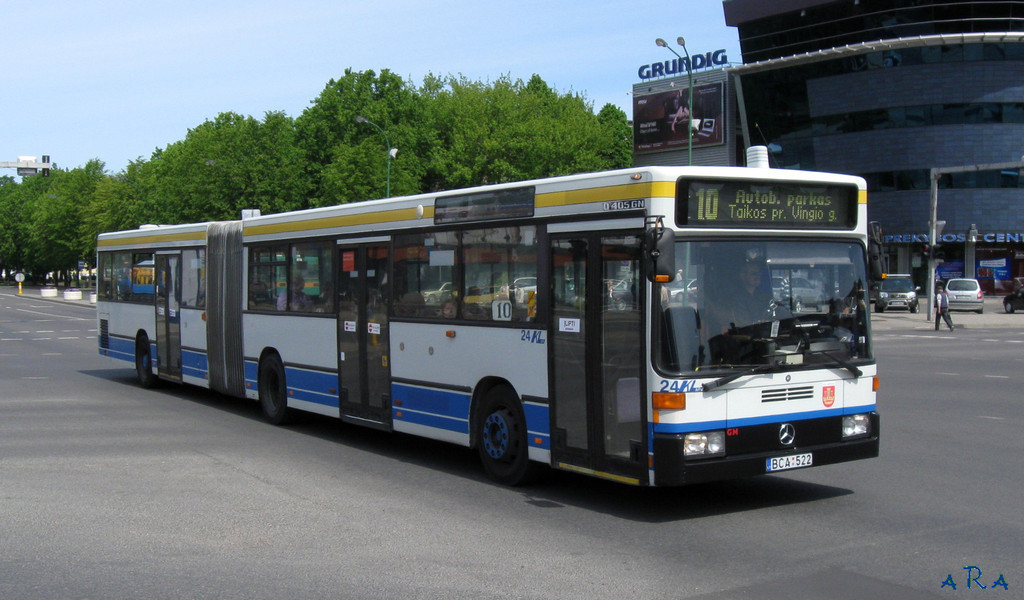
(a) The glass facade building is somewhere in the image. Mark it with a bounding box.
[722,0,1024,293]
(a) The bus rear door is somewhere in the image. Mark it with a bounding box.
[154,252,182,382]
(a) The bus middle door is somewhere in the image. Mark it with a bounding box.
[337,242,392,427]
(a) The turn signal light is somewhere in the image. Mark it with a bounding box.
[652,392,686,410]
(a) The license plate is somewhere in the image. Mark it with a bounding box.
[766,453,813,472]
[889,300,905,306]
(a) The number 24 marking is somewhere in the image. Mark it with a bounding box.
[521,330,545,344]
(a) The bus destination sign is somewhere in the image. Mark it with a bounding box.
[679,179,858,229]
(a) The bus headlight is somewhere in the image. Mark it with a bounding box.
[684,431,726,458]
[842,414,871,439]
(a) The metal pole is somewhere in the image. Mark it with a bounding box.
[680,43,693,166]
[355,116,392,197]
[926,168,938,321]
[655,38,693,165]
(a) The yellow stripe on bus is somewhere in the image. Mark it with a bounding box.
[97,231,206,247]
[859,190,868,204]
[557,462,641,485]
[536,181,675,208]
[243,205,435,236]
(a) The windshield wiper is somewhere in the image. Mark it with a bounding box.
[806,350,863,378]
[703,349,863,393]
[703,363,777,393]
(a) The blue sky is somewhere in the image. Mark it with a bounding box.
[4,1,740,176]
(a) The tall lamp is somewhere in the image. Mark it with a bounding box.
[655,36,693,165]
[355,116,396,197]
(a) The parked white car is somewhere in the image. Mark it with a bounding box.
[944,278,984,313]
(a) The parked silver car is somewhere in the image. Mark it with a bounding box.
[944,278,984,313]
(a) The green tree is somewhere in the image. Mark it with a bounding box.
[26,160,105,282]
[0,175,32,275]
[296,68,428,205]
[418,73,631,190]
[2,67,635,283]
[140,111,309,224]
[597,103,634,169]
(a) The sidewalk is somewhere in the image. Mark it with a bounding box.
[869,296,1024,331]
[1,285,98,307]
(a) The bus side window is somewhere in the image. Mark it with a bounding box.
[249,245,287,311]
[462,226,536,322]
[395,233,454,319]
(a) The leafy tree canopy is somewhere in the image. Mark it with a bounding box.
[1,69,632,280]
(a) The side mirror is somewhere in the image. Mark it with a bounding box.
[644,216,676,283]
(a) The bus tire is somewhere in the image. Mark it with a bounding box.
[476,386,540,486]
[258,353,292,425]
[135,334,156,388]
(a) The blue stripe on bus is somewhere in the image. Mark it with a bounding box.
[523,401,551,450]
[652,405,877,434]
[243,359,258,391]
[181,349,208,379]
[239,359,338,407]
[392,384,471,435]
[101,335,135,363]
[391,385,552,450]
[284,366,339,408]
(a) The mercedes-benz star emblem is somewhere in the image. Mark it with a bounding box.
[778,423,796,446]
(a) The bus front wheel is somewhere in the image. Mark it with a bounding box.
[476,386,540,486]
[258,353,292,425]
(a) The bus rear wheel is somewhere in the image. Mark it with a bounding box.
[477,386,540,486]
[258,353,292,425]
[135,335,155,388]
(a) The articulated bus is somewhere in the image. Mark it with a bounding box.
[97,156,880,486]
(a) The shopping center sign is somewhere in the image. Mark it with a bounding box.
[885,232,1024,244]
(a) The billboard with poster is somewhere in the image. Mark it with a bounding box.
[633,82,724,154]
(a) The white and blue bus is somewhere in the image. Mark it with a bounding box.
[97,154,880,486]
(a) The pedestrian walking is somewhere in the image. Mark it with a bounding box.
[935,282,954,331]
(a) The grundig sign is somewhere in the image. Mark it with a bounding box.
[637,49,728,80]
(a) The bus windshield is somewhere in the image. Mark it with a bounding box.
[657,239,871,375]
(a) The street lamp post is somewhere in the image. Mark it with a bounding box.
[655,36,693,165]
[355,116,396,197]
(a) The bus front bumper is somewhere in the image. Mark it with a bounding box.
[652,413,880,487]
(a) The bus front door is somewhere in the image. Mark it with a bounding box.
[337,243,391,427]
[550,232,646,484]
[154,252,182,382]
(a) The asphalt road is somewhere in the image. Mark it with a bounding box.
[1,287,1021,599]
